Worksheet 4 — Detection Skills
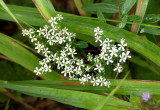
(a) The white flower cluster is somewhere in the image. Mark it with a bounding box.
[93,27,131,73]
[21,14,131,87]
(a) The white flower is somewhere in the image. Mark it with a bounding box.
[95,35,101,43]
[118,39,127,51]
[94,27,103,36]
[106,38,113,46]
[27,28,34,36]
[79,77,86,85]
[62,27,68,34]
[106,56,113,65]
[66,32,73,41]
[87,53,93,62]
[43,25,48,31]
[109,47,118,57]
[34,67,42,75]
[101,44,110,52]
[94,64,104,73]
[61,67,69,76]
[104,81,111,88]
[74,67,82,75]
[44,31,51,39]
[49,17,57,26]
[94,55,100,63]
[68,48,77,58]
[47,36,54,45]
[122,51,131,60]
[45,55,53,62]
[98,76,106,86]
[22,29,28,36]
[56,14,63,20]
[37,28,44,36]
[52,53,57,61]
[35,41,41,47]
[39,59,48,66]
[64,43,71,51]
[119,54,126,63]
[76,59,85,67]
[83,74,91,82]
[85,66,91,72]
[35,44,44,53]
[30,35,37,42]
[99,40,107,47]
[44,65,52,72]
[99,52,107,60]
[43,48,50,56]
[90,77,99,86]
[113,63,123,73]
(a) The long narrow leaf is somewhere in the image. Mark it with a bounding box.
[0,80,133,110]
[0,33,61,80]
[0,5,160,67]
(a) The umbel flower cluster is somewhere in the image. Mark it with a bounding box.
[22,14,131,87]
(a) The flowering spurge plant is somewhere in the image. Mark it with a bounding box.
[21,14,131,87]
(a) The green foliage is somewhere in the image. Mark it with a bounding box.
[0,61,35,81]
[82,0,126,14]
[0,0,160,109]
[76,41,89,49]
[0,33,61,80]
[0,80,133,110]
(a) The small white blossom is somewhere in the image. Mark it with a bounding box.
[94,27,103,36]
[56,14,63,20]
[122,51,131,60]
[79,77,86,85]
[109,47,118,57]
[90,77,99,86]
[34,67,42,75]
[37,28,44,36]
[30,35,37,42]
[22,29,28,36]
[43,48,50,56]
[83,74,91,82]
[113,63,123,73]
[94,64,104,73]
[104,81,111,88]
[106,56,113,65]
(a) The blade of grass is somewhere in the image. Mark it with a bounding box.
[131,0,149,34]
[4,79,160,95]
[0,0,23,29]
[0,33,62,80]
[1,4,160,67]
[94,72,129,110]
[0,80,133,110]
[74,0,86,16]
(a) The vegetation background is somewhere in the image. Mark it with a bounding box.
[0,0,160,110]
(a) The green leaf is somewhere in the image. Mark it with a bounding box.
[3,79,160,95]
[76,41,89,49]
[131,0,149,34]
[0,33,61,80]
[0,0,22,28]
[140,27,160,35]
[128,15,141,21]
[117,15,128,28]
[0,80,133,110]
[82,0,126,14]
[0,5,160,67]
[97,8,105,23]
[0,61,35,81]
[143,14,160,23]
[121,0,137,15]
[32,0,56,21]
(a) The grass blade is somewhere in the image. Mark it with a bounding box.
[0,33,61,80]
